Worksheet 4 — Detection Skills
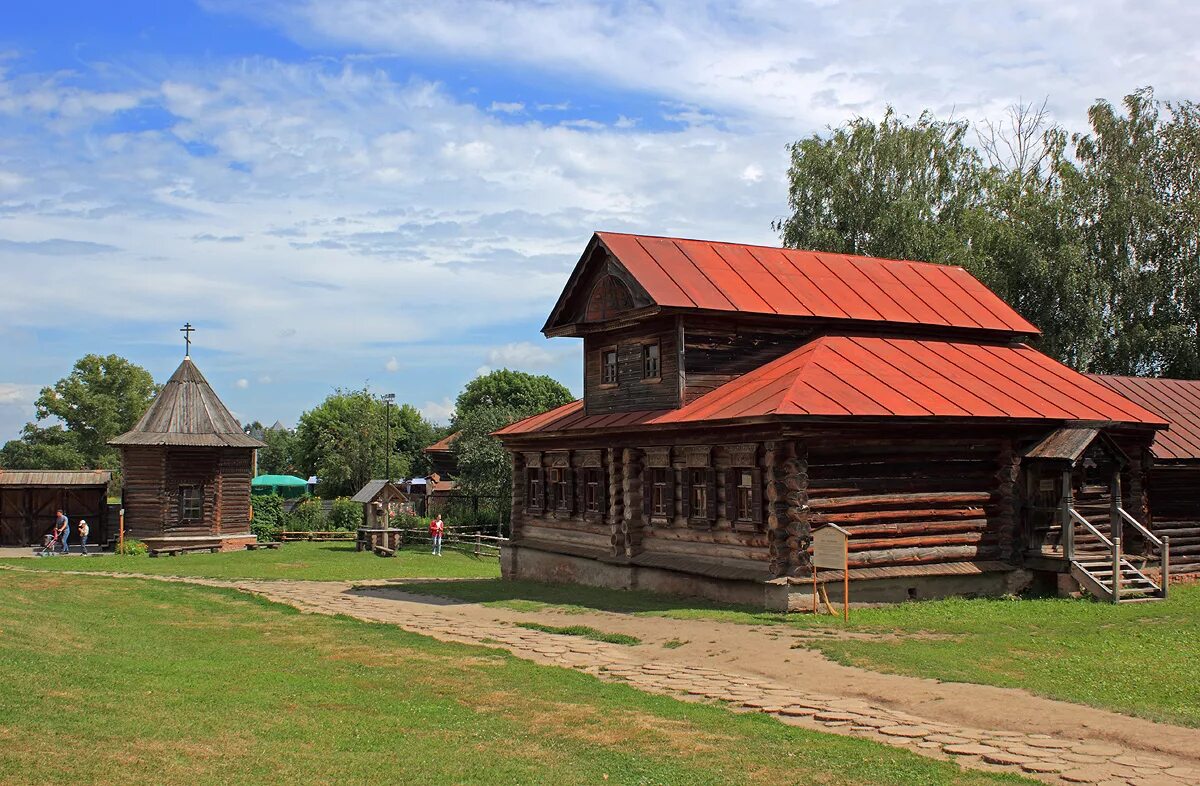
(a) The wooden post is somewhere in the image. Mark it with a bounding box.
[843,538,850,622]
[1061,470,1074,561]
[118,508,125,553]
[1112,537,1122,604]
[475,532,481,557]
[1162,536,1170,599]
[1110,468,1122,541]
[812,567,818,614]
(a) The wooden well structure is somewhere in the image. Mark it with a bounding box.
[110,356,264,551]
[495,232,1170,609]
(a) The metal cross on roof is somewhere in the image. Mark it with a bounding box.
[180,322,195,357]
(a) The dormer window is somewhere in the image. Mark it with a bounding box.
[601,349,618,385]
[642,342,660,380]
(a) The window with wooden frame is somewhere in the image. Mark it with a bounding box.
[583,468,603,514]
[549,467,571,511]
[600,348,618,385]
[527,467,543,511]
[680,468,717,525]
[178,485,203,522]
[649,467,672,516]
[641,341,661,380]
[726,467,764,526]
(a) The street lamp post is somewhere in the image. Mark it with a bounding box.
[382,393,396,483]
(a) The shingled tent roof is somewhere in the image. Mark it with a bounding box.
[110,357,265,448]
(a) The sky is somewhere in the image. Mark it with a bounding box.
[1,0,1198,440]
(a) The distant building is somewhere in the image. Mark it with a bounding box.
[0,470,112,547]
[110,355,265,552]
[423,431,460,480]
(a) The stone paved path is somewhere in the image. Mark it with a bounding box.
[14,569,1200,786]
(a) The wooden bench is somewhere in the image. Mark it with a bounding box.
[149,544,220,558]
[245,542,281,550]
[372,544,396,558]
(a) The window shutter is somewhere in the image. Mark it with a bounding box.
[680,469,691,519]
[663,467,674,518]
[705,468,717,522]
[598,468,609,515]
[725,467,738,521]
[642,468,653,518]
[540,468,549,511]
[565,467,575,513]
[751,468,764,525]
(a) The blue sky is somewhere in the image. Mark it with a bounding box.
[1,1,1198,439]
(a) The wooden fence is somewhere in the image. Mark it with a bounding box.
[356,526,508,558]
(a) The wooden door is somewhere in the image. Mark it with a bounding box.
[1022,462,1065,556]
[0,489,29,546]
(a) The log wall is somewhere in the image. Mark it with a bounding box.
[122,446,166,539]
[1149,463,1200,573]
[217,449,254,535]
[680,321,810,403]
[805,438,1015,570]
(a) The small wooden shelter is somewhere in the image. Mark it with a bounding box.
[110,355,264,551]
[351,479,411,528]
[0,470,111,546]
[495,232,1169,609]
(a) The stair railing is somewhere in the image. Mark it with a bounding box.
[1119,508,1170,600]
[1069,507,1120,602]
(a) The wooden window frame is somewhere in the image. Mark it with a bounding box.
[725,466,764,529]
[527,467,543,512]
[583,469,601,514]
[681,468,716,526]
[641,341,661,381]
[178,485,203,523]
[600,346,619,387]
[550,467,571,512]
[651,467,670,517]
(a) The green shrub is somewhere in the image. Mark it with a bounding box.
[114,539,148,556]
[251,494,285,541]
[287,497,326,531]
[328,497,363,531]
[392,511,430,530]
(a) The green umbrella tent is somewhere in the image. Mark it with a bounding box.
[251,474,310,499]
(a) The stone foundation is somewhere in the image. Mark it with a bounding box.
[501,543,1032,611]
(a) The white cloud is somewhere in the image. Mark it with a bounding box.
[485,341,559,370]
[258,374,273,384]
[421,397,455,423]
[741,164,763,183]
[385,356,399,372]
[235,378,249,389]
[0,382,39,406]
[489,101,525,114]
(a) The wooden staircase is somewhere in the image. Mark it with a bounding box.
[1066,507,1169,604]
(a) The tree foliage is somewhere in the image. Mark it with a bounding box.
[451,370,574,505]
[776,88,1200,378]
[454,369,573,424]
[245,422,301,477]
[294,389,438,497]
[0,354,157,471]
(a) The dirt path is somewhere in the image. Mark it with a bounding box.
[10,568,1199,786]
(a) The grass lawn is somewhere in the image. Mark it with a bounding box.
[392,578,1200,728]
[0,572,1026,786]
[0,542,500,582]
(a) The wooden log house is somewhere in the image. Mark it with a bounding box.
[495,232,1171,608]
[1090,375,1200,575]
[110,355,264,552]
[0,470,111,547]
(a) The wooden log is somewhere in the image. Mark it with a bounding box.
[837,519,990,538]
[640,527,770,547]
[815,507,992,524]
[849,532,996,552]
[808,491,994,511]
[641,538,770,562]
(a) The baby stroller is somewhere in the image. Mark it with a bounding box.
[38,531,61,557]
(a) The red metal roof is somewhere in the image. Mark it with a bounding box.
[588,232,1039,335]
[496,337,1165,436]
[423,431,460,454]
[1088,375,1200,461]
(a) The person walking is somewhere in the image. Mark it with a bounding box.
[430,515,444,556]
[77,519,90,556]
[54,510,70,555]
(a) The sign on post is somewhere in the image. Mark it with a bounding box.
[811,524,850,621]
